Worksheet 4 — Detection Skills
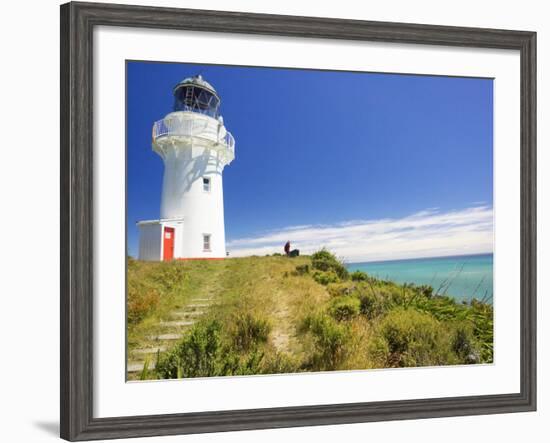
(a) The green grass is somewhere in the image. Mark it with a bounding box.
[128,251,493,380]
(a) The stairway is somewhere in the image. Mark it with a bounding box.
[127,297,214,376]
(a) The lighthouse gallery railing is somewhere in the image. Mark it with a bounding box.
[152,117,235,154]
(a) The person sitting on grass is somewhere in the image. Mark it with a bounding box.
[284,241,299,258]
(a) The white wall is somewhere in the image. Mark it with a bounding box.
[157,113,230,258]
[0,1,547,443]
[137,223,163,261]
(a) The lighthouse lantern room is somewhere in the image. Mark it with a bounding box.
[137,75,235,261]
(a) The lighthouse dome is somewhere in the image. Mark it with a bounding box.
[173,74,220,118]
[174,74,217,94]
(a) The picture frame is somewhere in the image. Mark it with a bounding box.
[60,1,536,441]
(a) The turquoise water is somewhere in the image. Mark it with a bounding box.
[347,253,493,303]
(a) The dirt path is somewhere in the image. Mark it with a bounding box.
[269,270,331,358]
[271,288,292,353]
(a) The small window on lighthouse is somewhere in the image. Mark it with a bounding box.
[202,177,211,192]
[203,234,211,251]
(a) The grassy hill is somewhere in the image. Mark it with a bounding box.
[127,251,493,380]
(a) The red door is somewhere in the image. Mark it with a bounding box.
[163,227,175,261]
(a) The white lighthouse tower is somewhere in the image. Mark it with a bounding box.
[137,75,235,261]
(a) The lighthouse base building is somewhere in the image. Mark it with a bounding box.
[137,219,182,262]
[137,75,235,261]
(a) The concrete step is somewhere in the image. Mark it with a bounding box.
[131,346,166,355]
[172,310,205,318]
[127,360,156,373]
[148,333,182,341]
[160,320,195,327]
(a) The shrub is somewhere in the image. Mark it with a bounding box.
[300,312,350,370]
[368,308,454,368]
[231,312,271,351]
[469,300,494,363]
[451,323,481,364]
[384,285,409,307]
[358,291,389,320]
[350,270,369,282]
[329,296,361,321]
[218,348,266,376]
[127,285,160,324]
[294,264,310,275]
[415,284,434,298]
[261,352,300,374]
[326,282,355,297]
[220,349,300,376]
[410,294,468,321]
[155,316,294,379]
[312,270,340,286]
[311,249,349,280]
[155,319,223,378]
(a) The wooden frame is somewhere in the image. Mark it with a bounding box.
[60,1,537,440]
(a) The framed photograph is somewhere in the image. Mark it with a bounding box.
[60,1,536,440]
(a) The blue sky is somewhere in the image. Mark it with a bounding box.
[127,61,493,262]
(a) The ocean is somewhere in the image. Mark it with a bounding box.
[347,253,493,303]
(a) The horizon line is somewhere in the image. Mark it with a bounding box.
[344,251,493,265]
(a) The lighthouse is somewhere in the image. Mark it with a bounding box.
[137,75,235,261]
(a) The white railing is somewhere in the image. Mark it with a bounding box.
[152,116,235,155]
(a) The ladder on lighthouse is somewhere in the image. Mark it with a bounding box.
[185,87,194,110]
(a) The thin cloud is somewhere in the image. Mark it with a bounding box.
[226,206,493,263]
